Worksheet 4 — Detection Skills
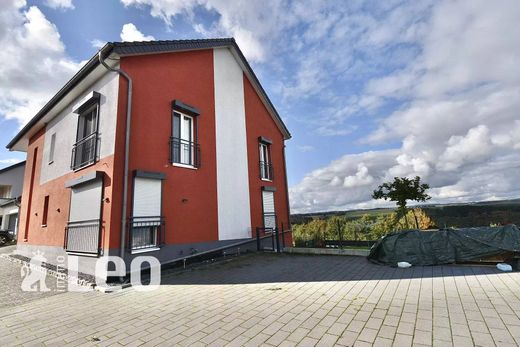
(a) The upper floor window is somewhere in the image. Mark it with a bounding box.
[170,100,201,168]
[259,137,273,181]
[48,133,56,164]
[71,103,99,171]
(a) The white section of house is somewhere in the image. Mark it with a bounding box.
[213,48,251,240]
[40,70,119,184]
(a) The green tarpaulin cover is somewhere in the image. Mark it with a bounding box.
[368,225,520,266]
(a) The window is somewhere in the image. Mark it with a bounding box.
[262,190,276,230]
[42,196,49,227]
[65,179,103,254]
[0,185,11,198]
[171,111,199,167]
[259,141,272,180]
[49,133,56,164]
[130,175,164,251]
[71,104,99,170]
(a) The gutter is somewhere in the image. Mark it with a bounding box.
[98,47,132,259]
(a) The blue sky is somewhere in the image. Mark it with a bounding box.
[1,0,519,213]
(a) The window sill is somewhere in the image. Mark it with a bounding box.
[72,161,97,172]
[41,225,47,228]
[130,247,160,254]
[261,178,273,182]
[65,251,100,257]
[172,163,198,170]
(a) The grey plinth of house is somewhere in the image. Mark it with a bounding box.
[284,247,370,257]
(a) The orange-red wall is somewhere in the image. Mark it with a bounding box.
[243,76,292,243]
[117,49,219,246]
[17,130,116,251]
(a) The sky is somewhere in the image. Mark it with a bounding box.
[0,0,519,213]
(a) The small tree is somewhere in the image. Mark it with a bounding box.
[372,176,431,229]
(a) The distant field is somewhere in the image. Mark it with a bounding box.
[291,199,520,228]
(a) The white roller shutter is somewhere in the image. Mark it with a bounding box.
[262,191,276,229]
[133,177,162,217]
[262,191,275,213]
[69,179,103,222]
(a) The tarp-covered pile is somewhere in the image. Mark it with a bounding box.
[368,225,520,266]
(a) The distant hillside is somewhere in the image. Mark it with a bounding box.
[291,199,520,228]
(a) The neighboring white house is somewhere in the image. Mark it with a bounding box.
[0,161,25,236]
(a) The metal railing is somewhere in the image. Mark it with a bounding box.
[71,132,98,170]
[64,219,101,255]
[259,161,273,180]
[170,137,200,167]
[128,216,165,251]
[256,223,290,253]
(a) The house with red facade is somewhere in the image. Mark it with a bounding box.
[6,38,291,277]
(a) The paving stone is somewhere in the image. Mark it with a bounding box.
[397,321,415,335]
[413,329,433,345]
[392,333,413,347]
[378,324,397,340]
[1,253,519,347]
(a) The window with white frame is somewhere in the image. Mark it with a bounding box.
[259,141,272,180]
[171,111,197,167]
[130,175,164,251]
[262,190,276,230]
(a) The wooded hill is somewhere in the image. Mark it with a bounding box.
[291,199,520,228]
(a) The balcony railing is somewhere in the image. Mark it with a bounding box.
[64,219,101,255]
[170,137,200,167]
[259,161,273,180]
[71,132,98,170]
[128,217,165,251]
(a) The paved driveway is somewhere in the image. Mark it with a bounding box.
[0,246,63,309]
[1,253,520,346]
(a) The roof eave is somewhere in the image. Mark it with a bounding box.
[6,38,291,151]
[6,43,115,151]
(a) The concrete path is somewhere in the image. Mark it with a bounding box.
[1,253,520,346]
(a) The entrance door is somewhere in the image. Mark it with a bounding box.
[262,190,276,230]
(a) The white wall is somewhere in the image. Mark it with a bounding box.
[40,71,119,184]
[213,48,251,240]
[0,163,25,197]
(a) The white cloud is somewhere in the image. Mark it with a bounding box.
[290,0,520,213]
[343,164,374,188]
[120,23,155,42]
[91,39,106,49]
[438,125,493,172]
[44,0,74,10]
[0,0,80,126]
[119,0,293,62]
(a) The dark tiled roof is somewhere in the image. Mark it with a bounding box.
[112,38,235,55]
[6,38,290,149]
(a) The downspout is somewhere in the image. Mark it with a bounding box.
[98,47,132,258]
[282,143,292,231]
